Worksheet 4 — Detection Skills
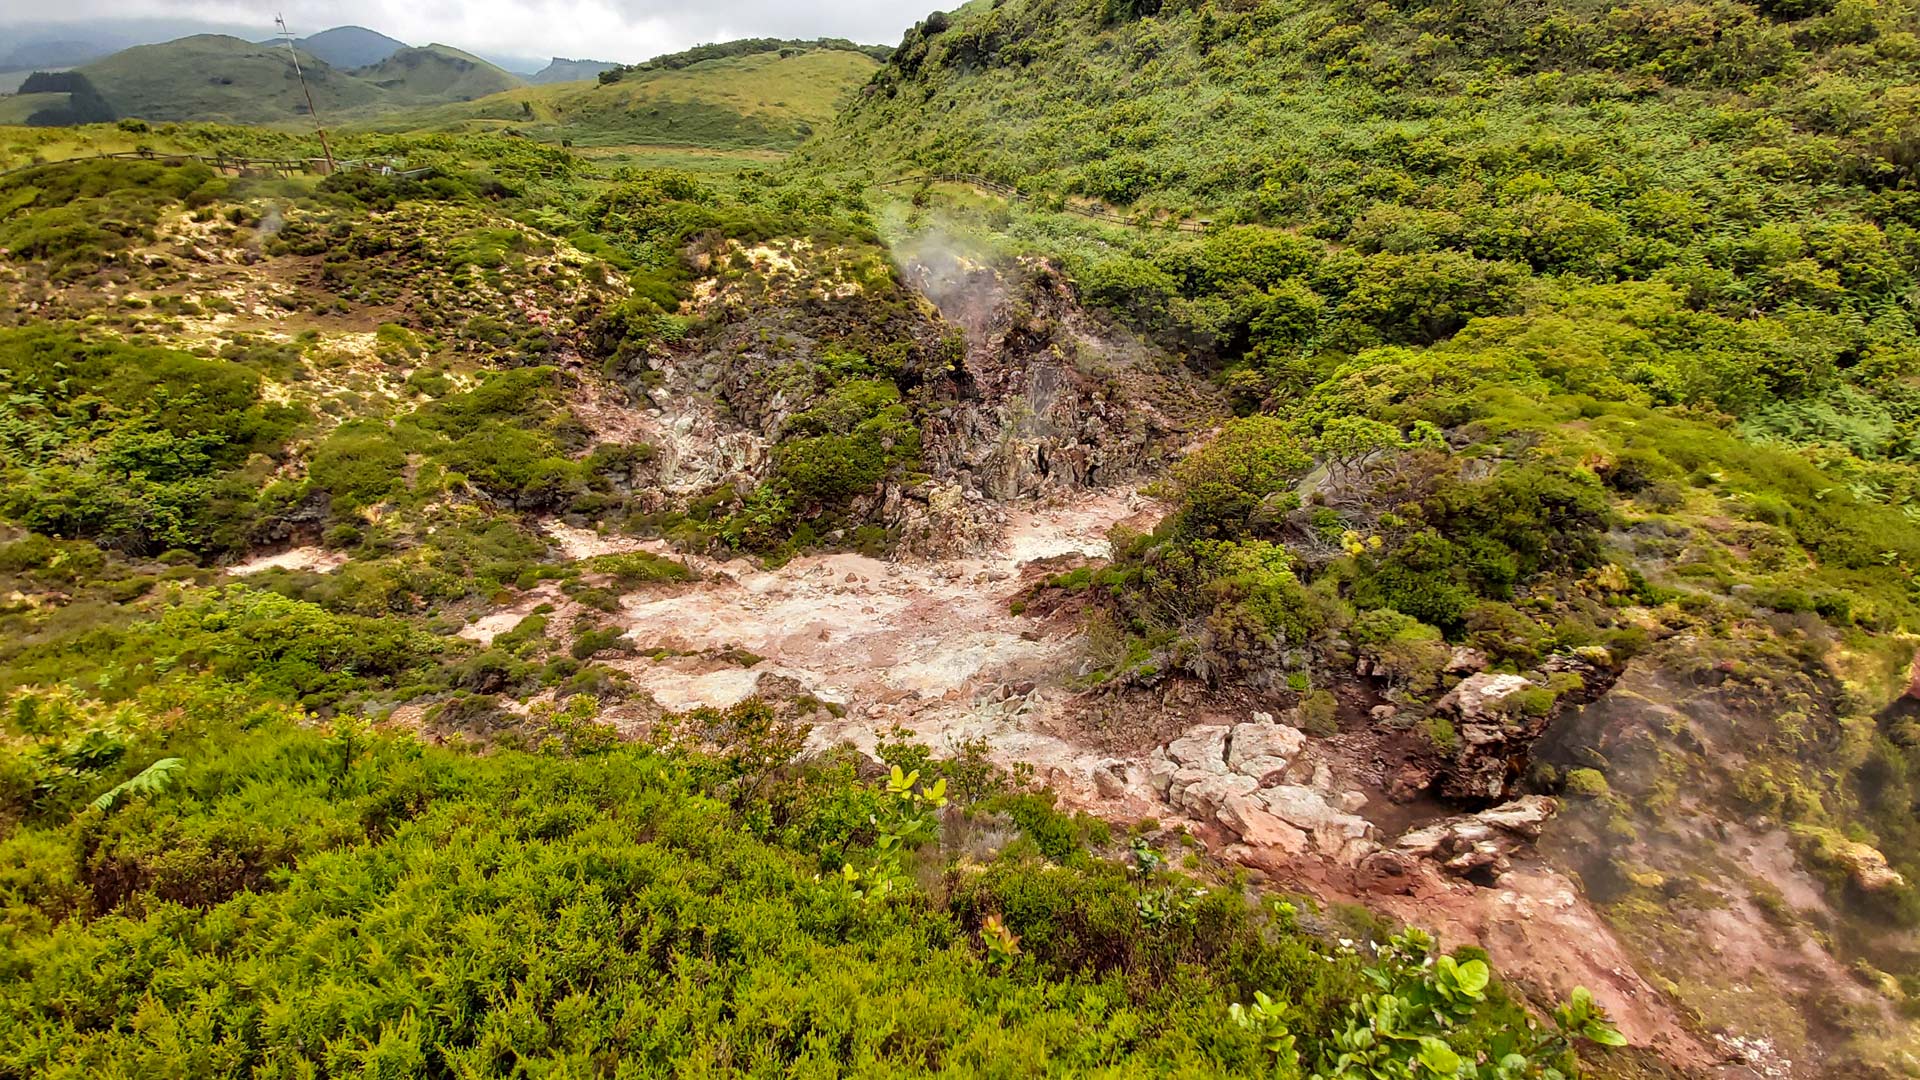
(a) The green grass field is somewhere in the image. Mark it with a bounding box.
[0,95,66,127]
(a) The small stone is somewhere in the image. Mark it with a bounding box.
[1227,723,1305,772]
[1460,722,1507,746]
[1439,673,1535,722]
[1166,766,1213,805]
[1395,823,1452,858]
[1387,763,1437,803]
[1147,756,1176,797]
[1165,724,1232,772]
[1572,645,1613,667]
[1445,841,1510,878]
[1370,704,1398,722]
[1236,756,1292,786]
[1258,785,1374,844]
[1309,761,1336,793]
[1218,794,1310,851]
[1356,850,1421,894]
[1476,795,1557,840]
[1178,773,1259,818]
[1832,839,1908,892]
[1446,646,1489,674]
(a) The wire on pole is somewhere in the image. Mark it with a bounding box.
[275,14,336,175]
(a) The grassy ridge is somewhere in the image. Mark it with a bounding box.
[351,44,526,105]
[360,49,882,148]
[77,35,388,123]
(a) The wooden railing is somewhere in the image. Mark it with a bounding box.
[0,149,431,181]
[875,172,1212,233]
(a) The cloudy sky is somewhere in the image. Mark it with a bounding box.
[1,1,924,67]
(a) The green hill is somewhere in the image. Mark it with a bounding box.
[77,34,383,123]
[66,35,524,125]
[352,43,525,104]
[365,47,882,149]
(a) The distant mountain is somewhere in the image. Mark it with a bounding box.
[293,26,406,70]
[57,34,530,124]
[0,39,112,72]
[0,18,268,69]
[354,44,525,104]
[78,35,384,123]
[529,57,618,85]
[479,54,548,77]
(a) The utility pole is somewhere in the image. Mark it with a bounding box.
[275,14,336,174]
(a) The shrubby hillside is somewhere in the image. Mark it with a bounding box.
[0,123,1634,1078]
[800,0,1920,1069]
[3,0,1920,1070]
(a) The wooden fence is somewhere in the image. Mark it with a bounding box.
[876,172,1212,233]
[0,149,430,181]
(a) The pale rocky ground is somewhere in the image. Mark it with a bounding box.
[529,487,1719,1068]
[228,546,348,575]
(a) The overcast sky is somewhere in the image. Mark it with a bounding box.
[0,1,924,66]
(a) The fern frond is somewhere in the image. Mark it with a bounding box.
[88,757,186,813]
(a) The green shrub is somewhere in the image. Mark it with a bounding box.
[1564,768,1611,797]
[1298,690,1339,736]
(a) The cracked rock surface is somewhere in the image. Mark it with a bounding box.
[1150,714,1377,864]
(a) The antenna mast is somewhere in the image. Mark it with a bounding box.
[275,14,336,174]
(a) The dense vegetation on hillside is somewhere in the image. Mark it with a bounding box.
[0,674,1623,1077]
[4,0,1920,1067]
[5,34,526,127]
[815,0,1920,703]
[0,110,1649,1074]
[352,44,526,105]
[805,0,1920,1059]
